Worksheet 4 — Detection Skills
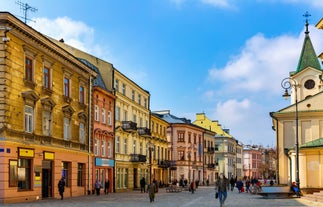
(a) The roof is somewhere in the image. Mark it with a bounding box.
[78,58,108,91]
[152,111,191,124]
[296,22,321,73]
[300,138,323,148]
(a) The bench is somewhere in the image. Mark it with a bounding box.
[166,185,182,193]
[258,186,295,198]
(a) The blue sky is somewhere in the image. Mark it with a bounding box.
[2,0,323,147]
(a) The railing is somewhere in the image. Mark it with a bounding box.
[129,154,147,162]
[157,160,171,168]
[122,121,137,131]
[207,163,215,169]
[137,127,151,137]
[207,147,215,153]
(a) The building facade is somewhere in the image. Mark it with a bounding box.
[271,19,323,189]
[0,12,97,203]
[155,111,204,184]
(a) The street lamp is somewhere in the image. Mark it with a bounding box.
[148,142,154,184]
[188,151,191,182]
[281,77,300,189]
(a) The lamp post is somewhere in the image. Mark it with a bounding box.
[148,142,154,184]
[281,77,300,189]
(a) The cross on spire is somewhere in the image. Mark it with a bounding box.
[303,11,311,34]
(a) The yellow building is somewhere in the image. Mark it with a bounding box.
[271,19,323,189]
[114,70,151,191]
[150,113,169,185]
[194,113,238,179]
[0,12,97,203]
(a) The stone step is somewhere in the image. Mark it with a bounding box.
[303,191,323,203]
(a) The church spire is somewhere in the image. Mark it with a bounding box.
[295,11,322,73]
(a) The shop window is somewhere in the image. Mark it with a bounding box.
[77,163,85,186]
[62,162,70,187]
[18,158,31,190]
[9,160,18,187]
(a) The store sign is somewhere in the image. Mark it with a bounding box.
[18,148,34,157]
[95,158,114,167]
[44,152,54,160]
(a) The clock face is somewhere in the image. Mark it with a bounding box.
[304,79,315,89]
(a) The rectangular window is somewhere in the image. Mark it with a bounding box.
[138,94,141,105]
[144,98,147,108]
[94,105,99,121]
[43,111,51,136]
[62,162,70,187]
[123,111,128,121]
[25,57,33,81]
[178,151,184,160]
[18,158,31,190]
[108,111,112,125]
[101,140,106,156]
[122,84,126,95]
[124,138,127,154]
[115,79,119,92]
[79,122,85,144]
[108,141,112,157]
[94,138,99,155]
[77,163,84,186]
[177,131,184,142]
[140,142,143,155]
[102,108,106,124]
[24,106,33,133]
[79,86,85,104]
[64,77,70,97]
[43,67,50,89]
[116,107,120,121]
[132,90,135,101]
[116,137,120,153]
[132,114,137,123]
[133,140,136,153]
[139,118,143,127]
[63,117,70,140]
[9,160,18,187]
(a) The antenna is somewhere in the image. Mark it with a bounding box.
[15,1,37,24]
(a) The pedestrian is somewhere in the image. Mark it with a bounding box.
[190,180,196,194]
[58,177,65,200]
[149,181,156,202]
[140,177,146,193]
[236,178,243,193]
[230,176,235,191]
[246,179,251,193]
[95,179,101,196]
[104,179,110,195]
[215,173,228,207]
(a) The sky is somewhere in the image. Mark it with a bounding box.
[2,0,323,147]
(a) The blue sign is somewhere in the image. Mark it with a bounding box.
[95,158,115,167]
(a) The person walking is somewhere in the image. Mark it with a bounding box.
[215,173,228,207]
[95,179,101,196]
[190,180,196,194]
[236,178,244,193]
[104,179,110,195]
[148,181,156,202]
[229,176,235,191]
[58,177,65,200]
[140,177,146,193]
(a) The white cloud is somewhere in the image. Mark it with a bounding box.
[29,16,111,60]
[208,25,323,95]
[215,98,250,124]
[200,0,232,8]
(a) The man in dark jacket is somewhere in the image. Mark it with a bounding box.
[58,177,65,200]
[140,177,146,193]
[215,173,228,207]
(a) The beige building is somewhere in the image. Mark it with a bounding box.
[194,113,239,179]
[203,129,216,184]
[155,111,205,184]
[271,19,323,189]
[0,12,97,203]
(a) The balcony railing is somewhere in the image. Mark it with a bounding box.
[137,127,151,137]
[207,147,215,153]
[122,121,137,132]
[129,154,147,162]
[157,160,171,168]
[207,163,215,169]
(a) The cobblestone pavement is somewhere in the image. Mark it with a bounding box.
[2,186,323,207]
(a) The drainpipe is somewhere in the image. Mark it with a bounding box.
[88,76,93,195]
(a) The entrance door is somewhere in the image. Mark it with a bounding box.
[42,160,52,198]
[133,168,138,188]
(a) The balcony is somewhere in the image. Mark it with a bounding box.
[129,154,147,162]
[207,163,215,169]
[137,127,151,137]
[207,147,215,153]
[122,121,137,132]
[169,160,177,170]
[158,160,171,168]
